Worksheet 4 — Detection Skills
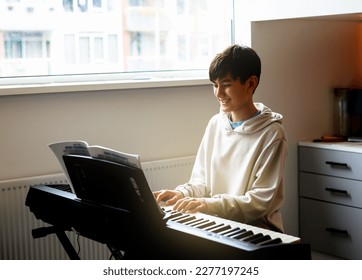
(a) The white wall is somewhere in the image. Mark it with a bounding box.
[236,0,362,45]
[0,86,218,180]
[252,16,362,235]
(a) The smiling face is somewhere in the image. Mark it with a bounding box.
[212,73,258,122]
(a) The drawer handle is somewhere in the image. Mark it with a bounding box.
[325,161,349,168]
[325,227,349,236]
[325,187,349,196]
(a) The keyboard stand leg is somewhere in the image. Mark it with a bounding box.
[107,245,125,260]
[32,226,80,260]
[55,230,80,260]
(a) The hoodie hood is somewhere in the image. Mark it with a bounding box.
[220,102,283,134]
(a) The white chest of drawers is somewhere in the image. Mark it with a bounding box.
[298,141,362,259]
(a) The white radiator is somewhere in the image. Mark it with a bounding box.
[0,156,195,260]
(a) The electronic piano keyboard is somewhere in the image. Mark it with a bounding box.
[26,184,311,260]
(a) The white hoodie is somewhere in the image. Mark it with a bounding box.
[175,103,287,232]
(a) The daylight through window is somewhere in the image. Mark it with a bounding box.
[0,0,233,81]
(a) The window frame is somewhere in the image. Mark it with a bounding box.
[0,70,210,96]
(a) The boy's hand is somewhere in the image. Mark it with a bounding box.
[153,190,184,206]
[173,197,207,214]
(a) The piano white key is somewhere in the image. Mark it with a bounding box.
[195,220,215,229]
[184,218,204,226]
[201,223,218,231]
[188,219,208,227]
[206,223,228,232]
[227,229,247,238]
[218,227,240,236]
[233,230,254,240]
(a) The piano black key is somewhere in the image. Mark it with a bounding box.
[203,223,224,231]
[176,216,196,224]
[226,228,246,238]
[250,235,271,244]
[242,233,264,242]
[232,230,253,239]
[258,237,283,246]
[219,227,241,236]
[211,224,231,233]
[208,224,230,233]
[196,221,216,229]
[184,218,204,226]
[186,219,207,227]
[168,212,183,220]
[171,214,190,222]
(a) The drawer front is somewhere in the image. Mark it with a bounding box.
[299,172,362,208]
[300,198,362,259]
[299,146,362,180]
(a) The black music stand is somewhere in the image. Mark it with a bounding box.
[62,154,166,259]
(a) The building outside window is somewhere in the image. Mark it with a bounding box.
[0,0,233,80]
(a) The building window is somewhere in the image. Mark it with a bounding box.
[4,32,44,59]
[79,36,90,63]
[64,35,76,64]
[93,0,103,8]
[4,32,23,59]
[108,34,119,63]
[78,0,88,12]
[63,0,74,12]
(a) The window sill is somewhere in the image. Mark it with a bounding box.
[0,73,211,96]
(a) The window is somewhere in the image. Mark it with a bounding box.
[0,0,234,84]
[3,31,50,76]
[64,35,76,64]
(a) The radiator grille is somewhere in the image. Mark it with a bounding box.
[142,156,195,191]
[0,156,195,259]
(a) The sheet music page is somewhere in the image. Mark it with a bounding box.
[88,145,141,169]
[48,140,90,192]
[48,140,142,194]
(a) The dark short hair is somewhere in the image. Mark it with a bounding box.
[209,45,261,83]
